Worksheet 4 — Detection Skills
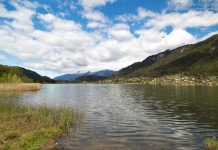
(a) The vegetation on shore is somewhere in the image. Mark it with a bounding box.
[204,137,218,150]
[72,75,109,83]
[0,83,42,91]
[100,74,218,86]
[0,101,83,150]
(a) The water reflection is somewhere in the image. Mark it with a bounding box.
[1,84,218,150]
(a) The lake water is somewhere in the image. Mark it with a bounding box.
[1,84,218,150]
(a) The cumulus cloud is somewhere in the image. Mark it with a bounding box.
[135,28,196,54]
[38,13,82,31]
[108,24,133,42]
[0,1,35,32]
[79,0,116,11]
[117,8,218,30]
[79,0,117,28]
[87,21,106,29]
[0,0,217,77]
[0,1,97,73]
[82,10,107,22]
[145,10,218,30]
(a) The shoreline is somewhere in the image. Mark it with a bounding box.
[1,82,218,149]
[98,75,218,86]
[0,100,83,149]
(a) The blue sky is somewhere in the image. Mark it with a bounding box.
[0,0,218,78]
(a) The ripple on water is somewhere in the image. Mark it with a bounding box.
[5,84,218,150]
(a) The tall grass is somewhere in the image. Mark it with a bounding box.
[0,83,42,91]
[0,101,83,149]
[204,137,218,150]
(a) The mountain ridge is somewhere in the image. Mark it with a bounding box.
[114,34,218,78]
[54,69,115,81]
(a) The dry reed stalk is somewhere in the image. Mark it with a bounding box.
[0,83,42,91]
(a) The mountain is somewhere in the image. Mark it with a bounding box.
[54,69,115,81]
[93,70,115,77]
[54,72,92,81]
[115,34,218,78]
[0,65,55,83]
[73,75,108,83]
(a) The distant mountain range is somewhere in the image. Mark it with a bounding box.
[54,70,115,81]
[73,75,109,83]
[0,65,55,83]
[115,34,218,78]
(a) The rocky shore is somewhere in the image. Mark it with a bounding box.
[100,75,218,86]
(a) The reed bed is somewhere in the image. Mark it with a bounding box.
[204,137,218,150]
[0,101,83,149]
[0,83,42,91]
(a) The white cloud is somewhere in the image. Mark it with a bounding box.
[116,7,157,22]
[137,7,157,18]
[82,10,107,22]
[145,10,218,30]
[167,0,193,10]
[0,2,97,73]
[0,1,35,32]
[38,13,82,31]
[117,8,218,30]
[109,24,133,42]
[87,21,106,29]
[0,55,6,61]
[79,0,116,11]
[79,0,117,28]
[135,28,196,54]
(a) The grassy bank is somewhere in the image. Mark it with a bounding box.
[0,101,83,150]
[0,83,42,91]
[204,137,218,150]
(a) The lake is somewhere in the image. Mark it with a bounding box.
[1,84,218,150]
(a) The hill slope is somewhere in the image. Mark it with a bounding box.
[116,34,218,78]
[0,65,55,83]
[54,70,115,81]
[73,75,108,83]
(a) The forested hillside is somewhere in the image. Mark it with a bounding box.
[0,65,55,83]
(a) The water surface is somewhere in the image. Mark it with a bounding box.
[1,84,218,150]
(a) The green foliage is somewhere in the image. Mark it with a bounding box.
[204,137,218,150]
[0,73,22,83]
[73,75,108,83]
[0,101,83,150]
[2,128,61,150]
[0,65,55,83]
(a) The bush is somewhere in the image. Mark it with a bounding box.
[204,137,218,150]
